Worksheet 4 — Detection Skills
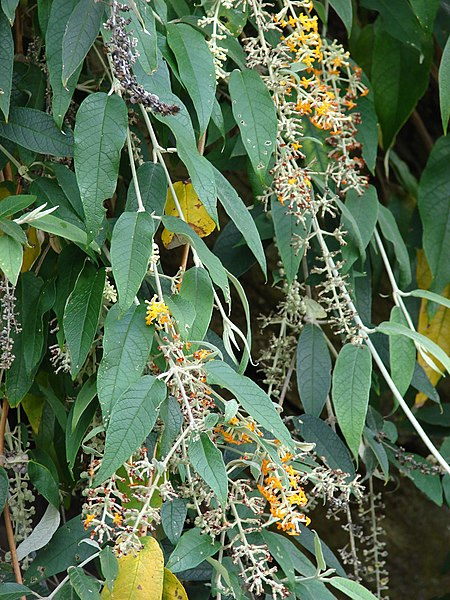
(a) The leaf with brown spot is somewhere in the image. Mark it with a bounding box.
[162,568,188,600]
[100,537,164,599]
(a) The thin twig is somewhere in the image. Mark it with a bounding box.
[1,399,26,599]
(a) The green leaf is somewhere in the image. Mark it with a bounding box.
[97,304,153,422]
[362,0,425,52]
[188,432,228,507]
[28,460,60,508]
[64,262,106,377]
[32,215,98,250]
[409,0,440,31]
[0,11,13,121]
[74,93,128,240]
[0,466,8,513]
[0,194,36,219]
[166,528,220,573]
[354,95,378,173]
[162,216,229,301]
[329,0,353,35]
[0,583,33,600]
[47,0,82,129]
[68,566,101,600]
[376,321,450,374]
[125,0,157,75]
[0,107,74,156]
[261,531,297,591]
[159,396,184,458]
[0,233,22,284]
[167,23,216,135]
[72,376,97,433]
[62,0,104,85]
[179,267,213,341]
[342,185,379,265]
[66,400,97,472]
[134,60,217,222]
[296,324,331,417]
[161,498,187,545]
[293,414,355,478]
[1,0,19,24]
[126,161,167,214]
[100,546,119,592]
[214,168,267,277]
[25,515,97,584]
[229,69,277,180]
[439,32,450,133]
[417,135,450,294]
[0,220,27,245]
[408,289,450,310]
[95,375,166,484]
[16,503,61,562]
[111,211,154,312]
[165,294,195,340]
[332,344,372,460]
[52,164,85,222]
[371,26,432,149]
[6,275,50,406]
[271,197,311,284]
[205,360,293,448]
[329,577,378,600]
[377,204,412,287]
[389,306,415,396]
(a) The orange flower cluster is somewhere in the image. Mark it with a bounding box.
[258,453,310,536]
[145,295,171,327]
[215,417,261,446]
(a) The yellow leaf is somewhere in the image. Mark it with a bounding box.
[21,227,41,272]
[161,181,216,249]
[162,568,188,600]
[415,250,450,406]
[21,393,45,434]
[101,537,164,599]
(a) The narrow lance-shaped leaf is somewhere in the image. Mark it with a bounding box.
[0,234,22,285]
[95,375,167,484]
[74,93,128,241]
[329,0,353,35]
[229,68,277,181]
[417,135,450,294]
[0,11,13,121]
[46,0,82,129]
[0,107,74,157]
[296,324,331,417]
[215,168,267,277]
[188,433,228,507]
[111,211,154,312]
[134,60,218,222]
[63,262,106,377]
[332,344,372,460]
[389,306,416,396]
[97,304,153,422]
[377,321,450,374]
[167,23,216,135]
[271,197,311,285]
[439,36,450,134]
[62,0,104,85]
[125,0,157,75]
[205,360,293,448]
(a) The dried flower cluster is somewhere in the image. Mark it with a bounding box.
[104,1,179,115]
